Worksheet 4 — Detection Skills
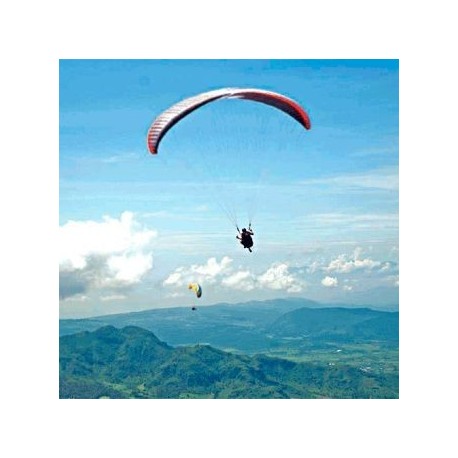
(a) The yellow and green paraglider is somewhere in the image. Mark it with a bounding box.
[188,282,202,298]
[188,283,202,310]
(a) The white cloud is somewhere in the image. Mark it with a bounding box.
[166,291,187,299]
[309,213,398,230]
[106,253,153,284]
[163,258,304,294]
[351,146,398,158]
[325,248,383,274]
[258,263,304,293]
[322,276,338,288]
[163,256,233,287]
[326,255,381,273]
[61,293,89,303]
[100,294,127,302]
[163,269,185,286]
[301,166,399,191]
[100,152,139,164]
[192,256,232,278]
[71,151,140,165]
[222,270,257,291]
[59,212,156,300]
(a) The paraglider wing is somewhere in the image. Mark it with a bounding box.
[147,88,311,154]
[188,282,202,298]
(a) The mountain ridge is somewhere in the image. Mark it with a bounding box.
[60,325,398,399]
[60,298,398,353]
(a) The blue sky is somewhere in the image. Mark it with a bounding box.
[59,59,398,317]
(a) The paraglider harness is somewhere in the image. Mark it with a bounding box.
[237,225,254,252]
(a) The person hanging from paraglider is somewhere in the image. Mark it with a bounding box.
[146,88,311,257]
[236,224,254,252]
[188,283,202,310]
[146,88,311,258]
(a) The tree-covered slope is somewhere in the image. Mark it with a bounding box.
[60,326,398,399]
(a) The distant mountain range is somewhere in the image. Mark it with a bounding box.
[268,306,399,341]
[60,325,398,399]
[60,298,399,352]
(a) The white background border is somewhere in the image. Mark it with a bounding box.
[2,1,457,457]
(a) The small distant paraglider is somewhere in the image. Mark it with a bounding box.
[188,282,202,310]
[188,282,202,298]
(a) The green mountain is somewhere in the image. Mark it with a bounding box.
[60,299,398,352]
[268,307,399,342]
[60,325,398,399]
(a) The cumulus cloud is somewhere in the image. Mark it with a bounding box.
[222,270,257,291]
[59,212,156,300]
[326,255,381,273]
[324,248,384,274]
[163,258,304,294]
[192,256,232,278]
[163,256,233,287]
[258,263,304,293]
[321,276,338,288]
[302,248,397,284]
